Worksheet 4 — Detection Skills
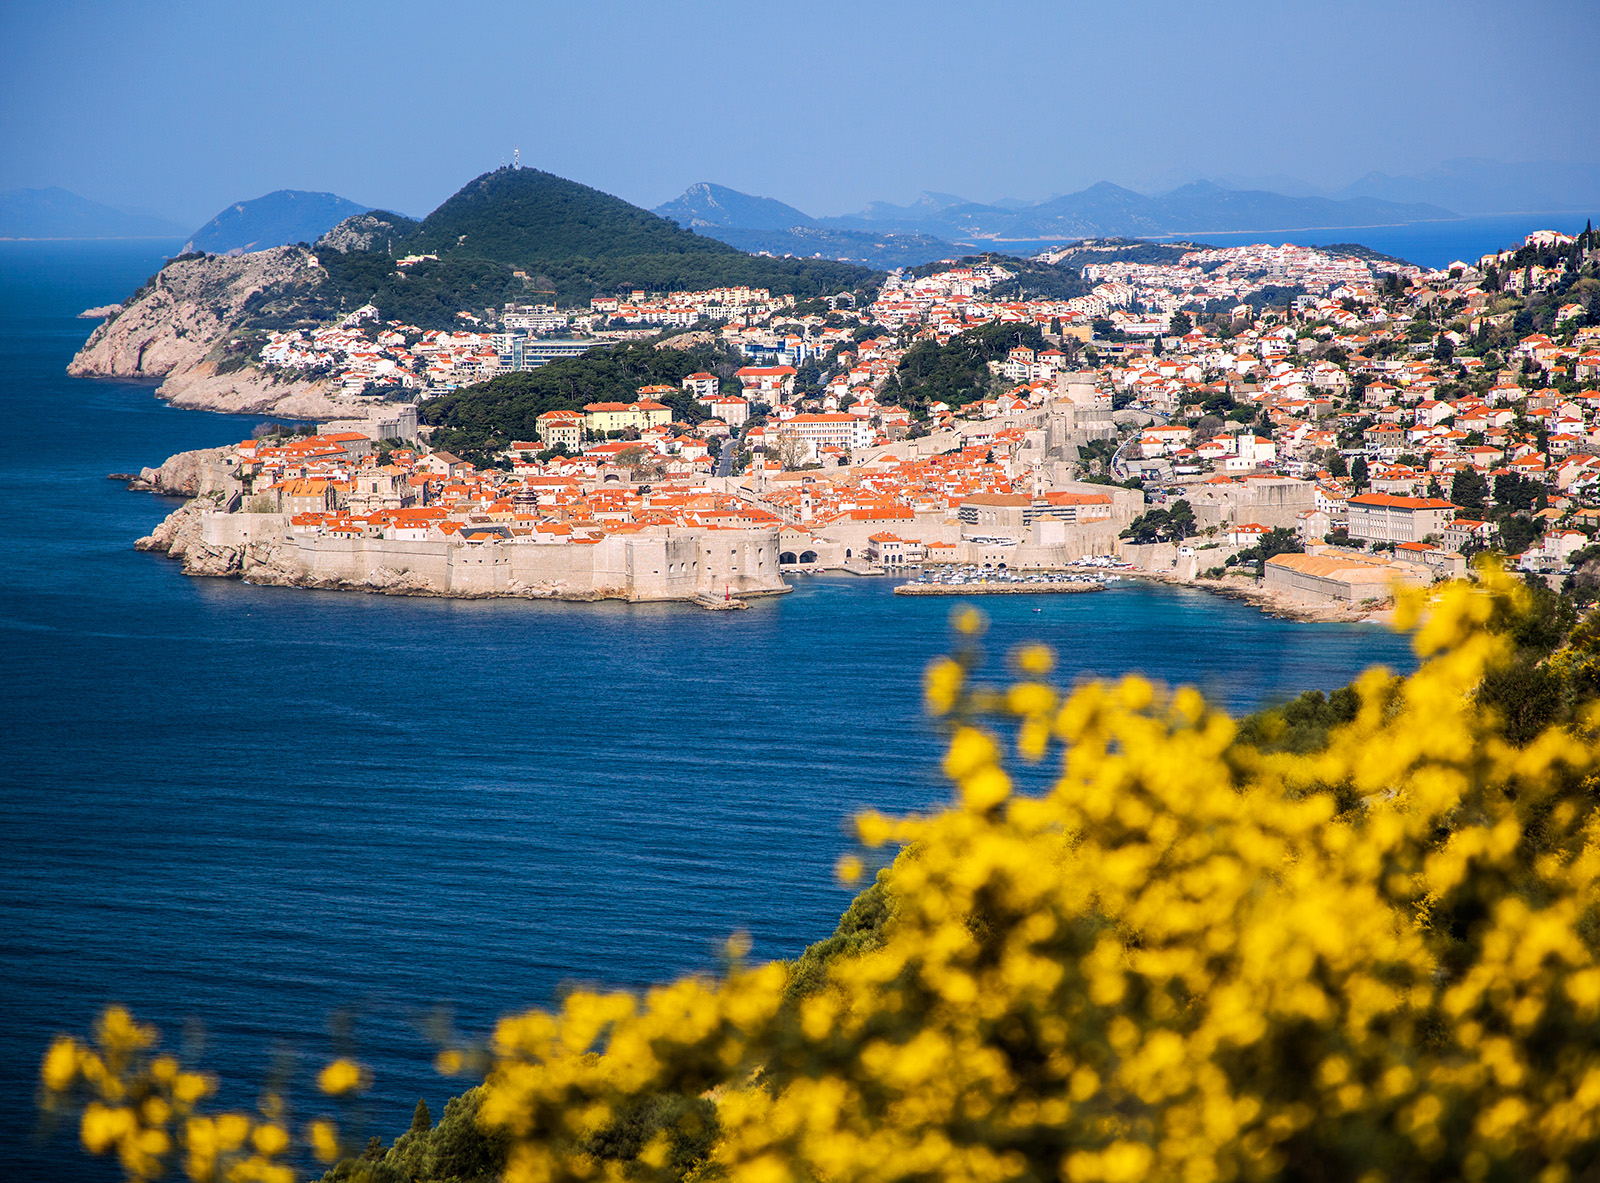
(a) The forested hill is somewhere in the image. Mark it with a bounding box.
[903,252,1089,301]
[308,168,879,321]
[422,340,744,464]
[409,168,738,263]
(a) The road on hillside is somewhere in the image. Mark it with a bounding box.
[717,436,735,477]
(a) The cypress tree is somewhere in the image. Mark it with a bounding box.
[412,1098,433,1133]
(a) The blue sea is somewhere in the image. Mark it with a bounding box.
[0,241,1420,1179]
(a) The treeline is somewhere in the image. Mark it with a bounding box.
[887,319,1045,416]
[901,252,1087,301]
[1043,239,1200,269]
[1201,283,1306,315]
[231,246,878,335]
[421,341,743,463]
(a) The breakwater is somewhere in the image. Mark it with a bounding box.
[894,581,1105,596]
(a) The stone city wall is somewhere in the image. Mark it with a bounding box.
[191,510,787,601]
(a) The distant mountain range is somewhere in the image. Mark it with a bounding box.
[0,187,187,239]
[655,183,819,233]
[654,180,1461,267]
[184,190,371,254]
[1335,158,1600,216]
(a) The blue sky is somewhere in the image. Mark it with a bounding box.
[2,0,1595,227]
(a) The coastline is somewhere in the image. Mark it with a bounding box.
[65,244,361,421]
[72,358,359,420]
[1118,569,1396,625]
[134,497,793,611]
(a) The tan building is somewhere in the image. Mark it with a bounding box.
[276,478,339,515]
[1264,551,1428,604]
[867,532,925,567]
[1037,490,1114,524]
[1346,494,1456,544]
[633,399,672,429]
[584,402,637,434]
[959,493,1033,537]
[536,410,584,449]
[582,400,673,435]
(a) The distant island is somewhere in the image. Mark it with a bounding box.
[183,189,373,255]
[0,186,186,240]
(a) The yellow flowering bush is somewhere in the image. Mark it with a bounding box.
[41,568,1600,1183]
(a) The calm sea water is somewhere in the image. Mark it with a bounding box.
[0,242,1418,1179]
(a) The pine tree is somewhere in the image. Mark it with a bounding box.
[1452,467,1488,512]
[412,1098,432,1133]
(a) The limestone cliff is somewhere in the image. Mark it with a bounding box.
[127,446,240,498]
[69,247,355,419]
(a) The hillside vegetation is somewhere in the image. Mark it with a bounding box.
[311,169,879,321]
[422,340,743,462]
[888,319,1047,416]
[903,252,1088,301]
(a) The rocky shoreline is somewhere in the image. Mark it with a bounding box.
[132,499,789,610]
[68,246,358,420]
[1120,569,1393,624]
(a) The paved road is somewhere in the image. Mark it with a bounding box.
[716,436,735,477]
[1109,406,1167,481]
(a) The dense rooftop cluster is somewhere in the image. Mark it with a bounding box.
[197,226,1600,599]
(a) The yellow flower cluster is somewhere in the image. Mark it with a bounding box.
[474,570,1600,1183]
[39,1009,363,1181]
[41,567,1600,1183]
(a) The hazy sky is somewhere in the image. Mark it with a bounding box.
[2,0,1595,228]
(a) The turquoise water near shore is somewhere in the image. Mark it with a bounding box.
[0,243,1418,1179]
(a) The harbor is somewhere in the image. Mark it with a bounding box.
[894,567,1112,595]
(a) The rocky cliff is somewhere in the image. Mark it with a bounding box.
[69,247,354,419]
[134,502,317,586]
[125,446,241,498]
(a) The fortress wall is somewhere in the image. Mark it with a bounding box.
[592,533,704,600]
[448,545,514,595]
[202,512,288,548]
[198,515,786,602]
[1187,479,1314,529]
[287,536,455,589]
[694,528,787,596]
[509,542,604,593]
